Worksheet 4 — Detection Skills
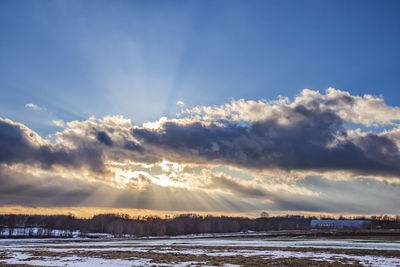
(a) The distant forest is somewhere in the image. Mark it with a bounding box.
[1,213,400,238]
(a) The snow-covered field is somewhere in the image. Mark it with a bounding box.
[1,236,400,266]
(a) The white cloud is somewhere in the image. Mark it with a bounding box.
[176,100,185,107]
[25,103,43,111]
[294,88,400,127]
[52,120,65,127]
[181,88,400,127]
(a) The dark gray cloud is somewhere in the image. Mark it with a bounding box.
[132,105,400,175]
[96,131,113,146]
[0,119,104,171]
[124,140,143,152]
[354,133,400,175]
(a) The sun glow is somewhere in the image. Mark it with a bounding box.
[114,168,185,189]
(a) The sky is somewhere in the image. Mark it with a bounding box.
[0,0,400,218]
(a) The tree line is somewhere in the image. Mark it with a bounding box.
[0,213,399,238]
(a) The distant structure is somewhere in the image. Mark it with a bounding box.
[310,219,371,229]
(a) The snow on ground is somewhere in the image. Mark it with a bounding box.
[0,249,216,267]
[1,237,400,266]
[110,237,400,250]
[2,250,154,267]
[3,236,398,250]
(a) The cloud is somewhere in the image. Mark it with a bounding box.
[96,131,113,146]
[3,90,400,214]
[4,89,400,177]
[272,175,400,214]
[0,118,105,171]
[132,104,400,176]
[1,161,398,214]
[4,88,400,214]
[182,88,400,127]
[52,120,65,127]
[25,103,43,111]
[0,165,95,207]
[0,164,264,212]
[202,171,270,199]
[176,100,185,107]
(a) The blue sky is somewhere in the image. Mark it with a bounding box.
[1,0,399,136]
[1,1,400,216]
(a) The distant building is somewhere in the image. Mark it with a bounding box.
[310,219,371,229]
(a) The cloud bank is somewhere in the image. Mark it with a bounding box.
[1,89,400,214]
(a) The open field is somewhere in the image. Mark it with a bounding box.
[1,235,400,266]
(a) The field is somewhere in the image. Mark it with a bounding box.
[1,235,400,266]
